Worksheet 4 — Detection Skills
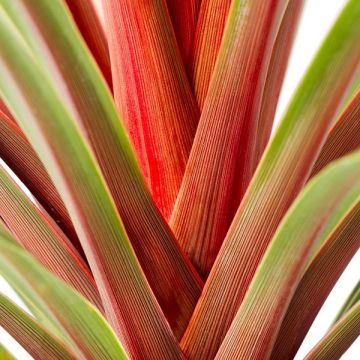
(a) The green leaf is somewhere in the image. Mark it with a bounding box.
[0,163,102,309]
[0,224,76,350]
[0,6,182,358]
[0,229,128,360]
[304,302,360,360]
[0,344,15,360]
[0,293,76,360]
[64,0,112,89]
[271,201,360,359]
[334,281,360,324]
[0,0,202,336]
[0,103,81,251]
[214,150,360,359]
[180,1,360,357]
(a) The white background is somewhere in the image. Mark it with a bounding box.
[0,0,359,358]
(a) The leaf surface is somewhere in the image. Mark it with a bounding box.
[0,7,182,358]
[0,344,15,360]
[1,0,202,337]
[254,0,304,164]
[0,164,101,309]
[190,0,232,108]
[0,230,128,360]
[64,0,112,89]
[103,0,200,218]
[166,0,201,72]
[0,104,81,253]
[311,90,360,177]
[180,1,360,358]
[305,302,360,360]
[171,0,289,278]
[0,293,77,360]
[334,280,360,324]
[271,202,360,359]
[214,151,360,359]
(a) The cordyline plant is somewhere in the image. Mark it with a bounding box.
[0,0,359,359]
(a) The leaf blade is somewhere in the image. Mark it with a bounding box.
[190,0,232,108]
[311,90,360,177]
[334,280,360,324]
[0,229,128,360]
[103,0,200,218]
[64,0,112,89]
[166,0,201,72]
[1,0,202,337]
[0,7,182,358]
[305,302,360,360]
[171,0,290,278]
[180,1,360,357]
[0,293,77,360]
[0,104,81,253]
[0,164,102,310]
[214,151,360,359]
[271,201,360,359]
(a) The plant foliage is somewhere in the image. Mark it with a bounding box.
[0,0,359,359]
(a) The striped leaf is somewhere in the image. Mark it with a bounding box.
[334,281,360,324]
[64,0,112,89]
[311,90,360,177]
[0,7,182,358]
[254,0,304,164]
[0,293,76,360]
[0,103,81,252]
[0,164,101,309]
[0,230,127,360]
[166,0,201,72]
[271,202,360,359]
[180,1,360,358]
[305,302,360,360]
[171,0,289,278]
[190,0,232,108]
[0,0,202,337]
[103,0,200,218]
[214,150,360,359]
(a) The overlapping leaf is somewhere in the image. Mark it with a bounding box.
[64,0,112,89]
[0,228,128,360]
[0,0,202,338]
[334,280,360,323]
[271,201,360,359]
[190,0,232,108]
[103,0,200,218]
[0,6,182,358]
[254,0,304,164]
[0,293,76,360]
[171,0,289,278]
[0,164,101,309]
[180,1,360,358]
[311,90,360,177]
[0,103,80,252]
[214,150,360,359]
[166,0,201,72]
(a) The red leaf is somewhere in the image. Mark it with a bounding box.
[103,0,200,219]
[166,0,201,73]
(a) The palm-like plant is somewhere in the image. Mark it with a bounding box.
[0,0,359,359]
